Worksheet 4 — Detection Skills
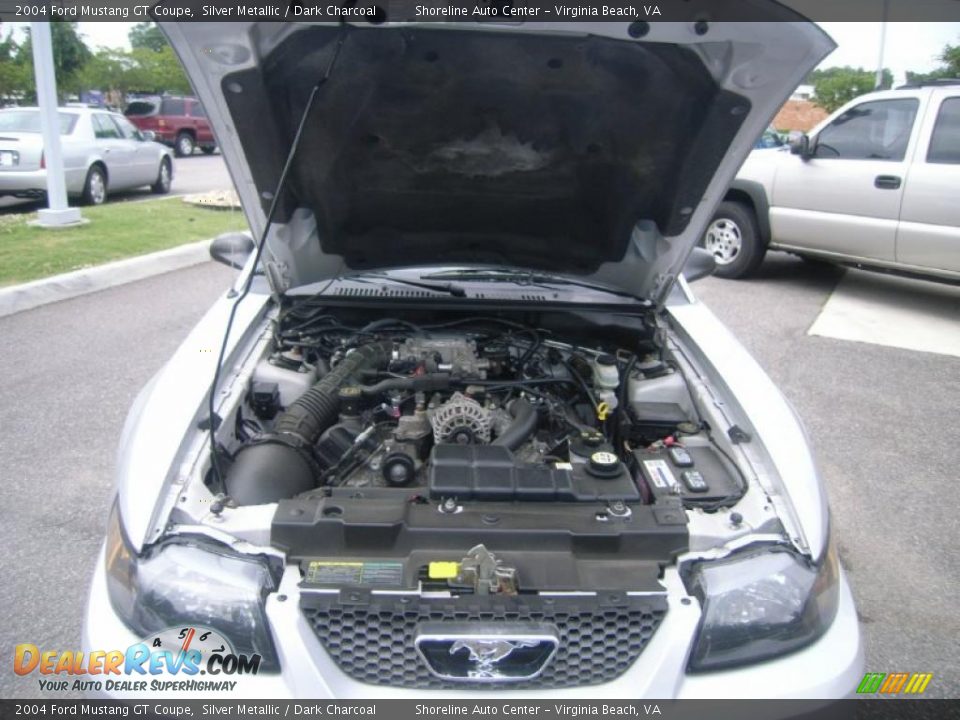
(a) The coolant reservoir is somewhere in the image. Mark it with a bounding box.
[252,359,318,408]
[627,369,695,423]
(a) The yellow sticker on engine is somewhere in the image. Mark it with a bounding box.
[428,561,460,580]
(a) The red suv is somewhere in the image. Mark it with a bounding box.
[124,96,216,157]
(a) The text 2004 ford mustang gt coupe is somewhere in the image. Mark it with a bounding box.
[83,9,863,699]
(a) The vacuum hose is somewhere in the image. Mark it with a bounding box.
[225,341,391,505]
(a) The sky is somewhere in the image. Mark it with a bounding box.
[817,22,960,83]
[7,21,960,81]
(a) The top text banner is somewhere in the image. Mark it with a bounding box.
[2,0,960,23]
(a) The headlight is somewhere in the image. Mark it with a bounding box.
[686,538,839,672]
[104,503,280,670]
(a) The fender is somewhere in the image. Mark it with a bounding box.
[725,179,772,245]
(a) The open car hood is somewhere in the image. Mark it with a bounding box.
[160,10,833,303]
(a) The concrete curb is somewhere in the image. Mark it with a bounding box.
[0,239,213,319]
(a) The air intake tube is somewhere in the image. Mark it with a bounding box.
[224,341,391,505]
[492,398,537,451]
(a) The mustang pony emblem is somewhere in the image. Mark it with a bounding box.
[450,639,541,678]
[415,623,559,682]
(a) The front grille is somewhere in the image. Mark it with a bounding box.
[301,592,667,689]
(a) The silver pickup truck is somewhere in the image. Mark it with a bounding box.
[705,81,960,282]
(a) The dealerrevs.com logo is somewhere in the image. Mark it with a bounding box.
[15,626,260,693]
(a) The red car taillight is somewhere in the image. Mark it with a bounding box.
[40,151,45,169]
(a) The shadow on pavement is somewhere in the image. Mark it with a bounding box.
[745,251,847,291]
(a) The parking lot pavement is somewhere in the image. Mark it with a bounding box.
[0,253,956,698]
[0,154,231,214]
[168,152,232,197]
[809,270,960,358]
[0,261,236,700]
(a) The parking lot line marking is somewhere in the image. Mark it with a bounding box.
[808,270,960,358]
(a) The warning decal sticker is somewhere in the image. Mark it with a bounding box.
[305,560,404,587]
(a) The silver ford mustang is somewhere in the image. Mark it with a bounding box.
[82,11,863,699]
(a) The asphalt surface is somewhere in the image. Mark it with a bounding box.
[0,153,231,213]
[0,253,957,698]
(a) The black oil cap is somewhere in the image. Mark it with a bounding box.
[587,451,622,479]
[570,430,607,458]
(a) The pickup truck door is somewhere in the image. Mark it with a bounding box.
[896,94,960,274]
[187,100,214,145]
[769,96,921,263]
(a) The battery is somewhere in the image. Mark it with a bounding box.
[633,444,742,506]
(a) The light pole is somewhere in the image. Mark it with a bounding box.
[875,2,889,89]
[30,21,82,228]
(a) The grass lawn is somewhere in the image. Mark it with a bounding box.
[0,198,248,287]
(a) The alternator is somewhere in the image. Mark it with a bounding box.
[429,392,492,445]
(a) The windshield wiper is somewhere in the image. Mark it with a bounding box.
[420,268,640,300]
[352,273,467,298]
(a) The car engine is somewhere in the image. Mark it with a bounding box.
[208,304,746,597]
[223,302,739,507]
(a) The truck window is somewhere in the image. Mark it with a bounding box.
[815,98,918,161]
[160,98,186,116]
[927,97,960,164]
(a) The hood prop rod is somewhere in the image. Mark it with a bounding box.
[207,25,350,489]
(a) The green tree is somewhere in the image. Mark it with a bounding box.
[906,40,960,84]
[74,48,138,96]
[941,42,960,76]
[129,46,192,95]
[128,22,167,53]
[809,67,892,113]
[74,45,191,97]
[14,21,92,98]
[0,28,31,103]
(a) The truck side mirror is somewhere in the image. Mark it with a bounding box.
[788,131,812,159]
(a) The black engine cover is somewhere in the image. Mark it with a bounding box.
[428,444,640,502]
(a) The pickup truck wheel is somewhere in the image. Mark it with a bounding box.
[174,132,195,157]
[703,201,765,279]
[151,158,172,194]
[200,146,217,155]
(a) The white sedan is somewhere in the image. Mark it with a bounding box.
[0,107,173,205]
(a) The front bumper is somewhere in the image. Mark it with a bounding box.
[80,546,863,700]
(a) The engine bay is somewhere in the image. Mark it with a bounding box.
[204,300,749,594]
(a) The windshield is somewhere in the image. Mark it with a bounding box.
[124,101,158,116]
[0,110,78,135]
